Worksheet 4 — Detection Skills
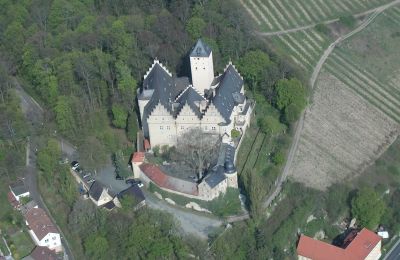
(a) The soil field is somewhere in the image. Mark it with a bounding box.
[288,9,400,189]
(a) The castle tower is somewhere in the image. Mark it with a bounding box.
[190,39,214,96]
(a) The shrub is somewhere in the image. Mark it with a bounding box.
[339,15,356,28]
[315,23,330,35]
[231,129,241,138]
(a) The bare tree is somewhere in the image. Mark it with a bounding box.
[176,128,220,180]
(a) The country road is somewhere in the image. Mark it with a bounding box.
[255,0,400,36]
[262,2,398,209]
[14,79,75,260]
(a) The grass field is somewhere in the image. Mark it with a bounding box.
[288,8,400,189]
[9,231,34,259]
[242,0,392,31]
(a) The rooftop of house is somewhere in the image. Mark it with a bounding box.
[88,181,112,201]
[103,200,116,211]
[132,152,145,164]
[10,180,29,196]
[118,185,145,206]
[190,39,212,58]
[140,163,198,196]
[297,228,381,260]
[204,165,226,188]
[26,246,58,260]
[7,191,20,208]
[24,208,58,241]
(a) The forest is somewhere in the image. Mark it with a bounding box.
[0,0,313,259]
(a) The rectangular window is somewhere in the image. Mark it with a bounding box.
[166,126,170,130]
[181,126,184,130]
[160,126,163,130]
[212,126,216,130]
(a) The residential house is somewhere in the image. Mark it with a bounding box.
[114,185,146,210]
[88,181,114,207]
[297,228,382,260]
[24,208,62,253]
[9,180,30,202]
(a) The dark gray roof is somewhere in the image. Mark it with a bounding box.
[103,200,116,210]
[118,185,145,205]
[88,181,105,201]
[190,39,212,57]
[213,65,244,122]
[140,63,190,137]
[205,166,226,188]
[10,181,28,196]
[175,87,206,118]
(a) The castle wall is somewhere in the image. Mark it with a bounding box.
[147,103,177,147]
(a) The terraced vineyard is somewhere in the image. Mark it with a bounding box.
[242,0,392,31]
[287,9,400,189]
[269,28,330,71]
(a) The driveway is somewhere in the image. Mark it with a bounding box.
[94,163,223,239]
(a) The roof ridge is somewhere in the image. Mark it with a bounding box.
[144,59,172,80]
[223,61,244,80]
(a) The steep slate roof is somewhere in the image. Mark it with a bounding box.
[88,181,105,201]
[10,180,29,196]
[103,200,116,210]
[190,39,212,57]
[213,65,243,122]
[29,246,57,260]
[297,228,381,260]
[24,208,58,240]
[205,166,226,188]
[175,86,206,118]
[140,63,189,137]
[118,185,145,206]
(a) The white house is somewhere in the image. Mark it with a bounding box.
[88,181,114,207]
[24,208,62,253]
[137,39,252,148]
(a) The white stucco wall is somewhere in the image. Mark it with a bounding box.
[190,52,214,95]
[28,230,62,252]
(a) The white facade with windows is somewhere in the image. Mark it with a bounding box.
[138,39,252,148]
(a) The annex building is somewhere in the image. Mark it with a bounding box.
[137,39,252,148]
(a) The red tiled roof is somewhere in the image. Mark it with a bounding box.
[346,228,381,259]
[30,246,57,260]
[297,228,381,260]
[144,139,151,150]
[139,163,198,196]
[8,191,20,208]
[132,152,145,163]
[24,208,58,241]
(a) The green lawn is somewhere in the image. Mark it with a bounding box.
[9,231,34,259]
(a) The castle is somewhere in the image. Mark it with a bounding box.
[137,39,252,148]
[134,39,252,201]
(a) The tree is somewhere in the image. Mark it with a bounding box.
[351,187,386,229]
[176,128,220,179]
[186,17,205,39]
[84,233,109,260]
[274,78,307,123]
[238,50,273,90]
[257,115,284,136]
[111,104,128,129]
[55,96,76,136]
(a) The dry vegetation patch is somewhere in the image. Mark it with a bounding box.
[288,71,399,190]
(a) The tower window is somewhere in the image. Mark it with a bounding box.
[160,126,163,130]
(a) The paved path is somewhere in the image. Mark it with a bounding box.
[262,3,396,209]
[254,0,400,36]
[14,79,74,260]
[384,237,400,260]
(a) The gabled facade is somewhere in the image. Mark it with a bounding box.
[137,39,252,148]
[24,208,62,253]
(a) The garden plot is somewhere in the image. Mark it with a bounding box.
[241,0,393,31]
[288,71,399,190]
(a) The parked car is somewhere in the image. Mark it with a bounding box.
[71,161,79,171]
[125,179,143,188]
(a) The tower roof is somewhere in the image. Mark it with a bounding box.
[190,39,212,57]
